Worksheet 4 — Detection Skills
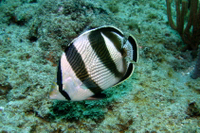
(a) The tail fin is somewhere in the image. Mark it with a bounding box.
[123,35,139,63]
[114,35,139,85]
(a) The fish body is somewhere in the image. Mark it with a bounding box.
[49,26,139,101]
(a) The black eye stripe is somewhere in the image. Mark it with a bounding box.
[57,60,71,100]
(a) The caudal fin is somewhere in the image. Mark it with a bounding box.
[114,35,139,86]
[123,35,139,63]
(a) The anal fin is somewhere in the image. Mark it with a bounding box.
[86,93,107,100]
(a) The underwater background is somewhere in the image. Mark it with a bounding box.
[0,0,200,132]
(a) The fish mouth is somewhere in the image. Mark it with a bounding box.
[49,88,58,99]
[49,83,67,100]
[49,82,59,99]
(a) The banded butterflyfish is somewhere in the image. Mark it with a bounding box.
[49,26,139,101]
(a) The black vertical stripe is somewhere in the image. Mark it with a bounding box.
[57,60,71,100]
[88,29,123,78]
[65,44,102,94]
[102,30,122,52]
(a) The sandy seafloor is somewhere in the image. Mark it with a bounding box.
[0,0,200,132]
